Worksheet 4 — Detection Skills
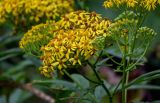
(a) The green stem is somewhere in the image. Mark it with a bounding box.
[122,71,129,103]
[88,51,113,103]
[82,74,101,85]
[90,62,113,103]
[105,53,123,65]
[112,78,122,96]
[126,43,149,71]
[121,10,147,103]
[122,66,127,103]
[63,69,99,103]
[121,31,129,103]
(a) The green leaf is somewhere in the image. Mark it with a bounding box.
[71,74,90,89]
[0,48,22,56]
[0,35,21,46]
[33,80,77,91]
[96,58,110,67]
[0,47,22,62]
[129,84,160,90]
[104,44,122,58]
[9,89,32,103]
[94,86,106,103]
[126,70,160,88]
[113,70,160,93]
[0,54,19,62]
[2,60,33,76]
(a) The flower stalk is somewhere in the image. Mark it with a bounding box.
[88,51,113,103]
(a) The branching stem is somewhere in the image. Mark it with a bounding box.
[88,51,113,103]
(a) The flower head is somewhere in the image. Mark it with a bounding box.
[103,0,160,11]
[20,11,111,77]
[39,11,111,77]
[0,0,74,30]
[19,22,57,56]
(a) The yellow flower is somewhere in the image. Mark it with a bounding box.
[143,0,157,11]
[104,1,114,8]
[38,11,111,76]
[0,0,74,30]
[56,11,109,30]
[20,11,111,77]
[104,0,125,8]
[51,54,68,70]
[39,66,53,77]
[40,29,97,74]
[69,51,82,66]
[126,0,138,7]
[103,0,160,11]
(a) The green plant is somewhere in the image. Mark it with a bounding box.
[1,0,160,103]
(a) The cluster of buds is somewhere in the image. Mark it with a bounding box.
[19,22,57,56]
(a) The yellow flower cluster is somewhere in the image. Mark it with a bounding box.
[104,0,160,11]
[0,0,74,27]
[19,22,57,56]
[38,11,111,77]
[40,29,96,77]
[56,11,111,35]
